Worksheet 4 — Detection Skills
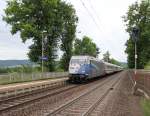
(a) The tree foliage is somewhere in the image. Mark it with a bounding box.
[103,51,125,67]
[3,0,78,71]
[123,0,150,69]
[110,58,122,66]
[145,61,150,69]
[74,36,100,57]
[103,51,110,62]
[59,2,78,71]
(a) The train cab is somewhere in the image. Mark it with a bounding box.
[69,56,90,82]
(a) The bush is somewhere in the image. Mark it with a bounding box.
[145,61,150,70]
[0,68,9,74]
[141,99,150,116]
[0,65,41,74]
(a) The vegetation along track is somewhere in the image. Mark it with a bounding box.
[46,72,122,116]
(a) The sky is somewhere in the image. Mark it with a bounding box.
[0,0,138,62]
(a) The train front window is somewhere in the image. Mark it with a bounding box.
[71,59,88,65]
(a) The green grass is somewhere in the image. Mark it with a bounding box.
[0,73,60,85]
[145,61,150,70]
[0,76,58,85]
[141,98,150,116]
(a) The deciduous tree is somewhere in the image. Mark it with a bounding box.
[103,51,110,63]
[60,2,78,71]
[3,0,78,71]
[74,36,99,57]
[123,0,150,68]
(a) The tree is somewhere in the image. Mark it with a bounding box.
[145,61,150,69]
[3,0,78,71]
[74,36,100,57]
[123,0,150,69]
[110,58,121,65]
[60,2,78,71]
[103,51,110,62]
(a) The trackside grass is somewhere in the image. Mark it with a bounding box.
[0,72,68,85]
[141,98,150,116]
[145,61,150,70]
[0,76,55,85]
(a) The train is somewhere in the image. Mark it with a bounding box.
[68,55,123,82]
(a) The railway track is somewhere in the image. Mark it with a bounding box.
[84,74,122,116]
[0,72,123,116]
[46,72,122,116]
[0,82,77,114]
[0,76,107,114]
[0,81,67,101]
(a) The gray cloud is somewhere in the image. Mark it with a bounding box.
[0,0,137,61]
[0,0,32,60]
[69,0,137,62]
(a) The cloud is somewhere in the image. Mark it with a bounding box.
[68,0,137,62]
[0,0,32,60]
[0,0,137,61]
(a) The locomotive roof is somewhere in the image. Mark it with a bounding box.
[71,55,122,68]
[71,55,103,63]
[71,55,93,59]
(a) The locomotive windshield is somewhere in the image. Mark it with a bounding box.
[70,59,88,65]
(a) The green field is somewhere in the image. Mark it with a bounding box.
[141,98,150,116]
[145,61,150,70]
[0,72,68,85]
[0,73,56,85]
[0,65,66,85]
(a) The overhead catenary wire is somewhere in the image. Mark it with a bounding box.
[79,0,103,33]
[67,0,116,55]
[79,0,116,47]
[66,0,90,37]
[87,0,105,30]
[66,0,102,33]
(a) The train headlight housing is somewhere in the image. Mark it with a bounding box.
[85,74,88,76]
[82,70,85,73]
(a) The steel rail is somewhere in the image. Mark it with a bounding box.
[82,74,122,116]
[0,84,78,114]
[46,73,122,116]
[0,81,67,104]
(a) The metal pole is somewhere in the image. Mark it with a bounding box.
[42,33,44,74]
[135,42,137,74]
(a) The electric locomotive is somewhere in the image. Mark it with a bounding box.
[69,55,122,82]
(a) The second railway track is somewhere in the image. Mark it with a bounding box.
[46,72,123,116]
